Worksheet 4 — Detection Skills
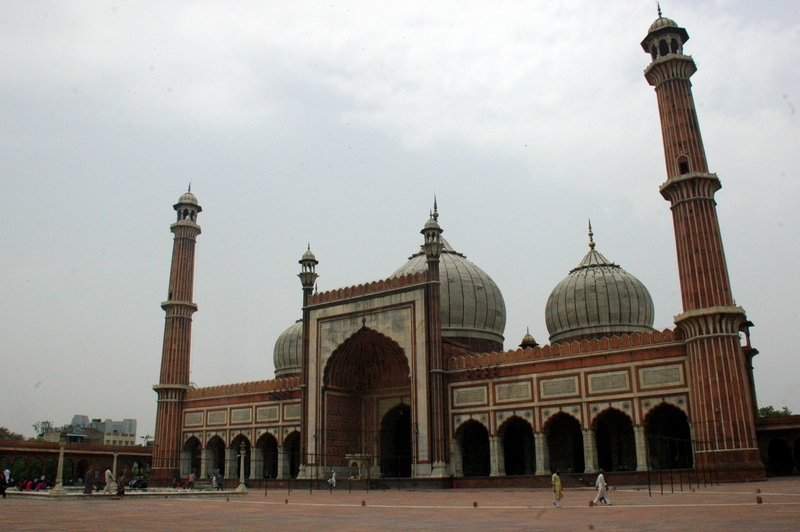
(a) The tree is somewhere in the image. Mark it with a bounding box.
[32,421,54,437]
[757,405,793,417]
[0,426,26,440]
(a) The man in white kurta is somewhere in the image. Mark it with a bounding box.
[593,469,610,505]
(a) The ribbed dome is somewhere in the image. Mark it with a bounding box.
[545,244,655,344]
[391,237,506,350]
[648,16,678,33]
[273,320,302,377]
[177,191,199,206]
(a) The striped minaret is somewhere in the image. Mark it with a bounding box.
[642,14,763,477]
[151,188,202,485]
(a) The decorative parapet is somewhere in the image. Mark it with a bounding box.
[185,376,300,399]
[308,272,426,305]
[446,328,682,371]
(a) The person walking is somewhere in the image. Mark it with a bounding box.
[0,471,7,499]
[83,467,94,494]
[103,467,114,494]
[593,469,611,505]
[551,468,563,507]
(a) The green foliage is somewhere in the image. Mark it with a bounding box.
[0,426,26,440]
[757,405,793,417]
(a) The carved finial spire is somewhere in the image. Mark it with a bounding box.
[657,1,662,18]
[187,182,192,193]
[588,219,595,250]
[432,195,439,221]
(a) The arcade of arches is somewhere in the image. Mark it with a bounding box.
[450,404,694,477]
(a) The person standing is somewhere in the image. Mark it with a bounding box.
[551,469,563,507]
[215,471,224,491]
[3,467,9,483]
[103,467,114,494]
[83,467,94,494]
[0,471,7,499]
[187,471,195,490]
[593,469,610,505]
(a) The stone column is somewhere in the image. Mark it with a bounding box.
[451,439,463,477]
[489,436,501,477]
[225,448,237,479]
[535,433,548,475]
[250,447,263,480]
[634,426,648,471]
[110,450,119,492]
[201,448,212,478]
[583,429,598,473]
[180,450,191,478]
[277,449,287,480]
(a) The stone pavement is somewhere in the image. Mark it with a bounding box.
[1,477,799,531]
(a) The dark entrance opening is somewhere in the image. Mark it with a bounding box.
[184,436,202,475]
[501,417,534,475]
[206,436,226,477]
[284,431,301,479]
[594,408,637,471]
[230,435,251,480]
[644,403,693,469]
[380,403,412,478]
[459,420,490,477]
[545,413,584,473]
[257,433,279,479]
[768,439,793,476]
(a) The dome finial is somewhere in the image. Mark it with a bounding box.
[432,195,439,221]
[588,219,595,250]
[187,182,192,193]
[657,1,662,18]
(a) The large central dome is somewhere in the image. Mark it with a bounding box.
[391,236,506,352]
[545,235,654,344]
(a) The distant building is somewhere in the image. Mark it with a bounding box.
[70,416,138,446]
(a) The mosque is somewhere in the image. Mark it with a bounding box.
[150,14,779,486]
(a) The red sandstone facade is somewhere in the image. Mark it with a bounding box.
[149,15,782,486]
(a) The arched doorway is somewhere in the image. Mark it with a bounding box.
[767,439,793,476]
[593,408,636,471]
[380,403,412,478]
[206,436,227,477]
[257,433,279,479]
[183,436,202,476]
[230,435,251,480]
[45,458,58,480]
[545,413,584,473]
[323,327,411,471]
[29,458,43,480]
[500,417,535,476]
[284,431,301,479]
[75,459,89,483]
[457,420,490,477]
[64,459,75,484]
[794,439,800,474]
[644,403,692,469]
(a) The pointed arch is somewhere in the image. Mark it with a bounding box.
[544,412,584,473]
[183,436,202,476]
[592,407,636,471]
[380,403,412,478]
[643,402,692,469]
[455,419,490,477]
[230,434,252,480]
[323,327,410,391]
[256,432,279,479]
[283,431,301,479]
[498,416,535,476]
[206,435,226,477]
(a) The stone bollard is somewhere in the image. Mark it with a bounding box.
[756,496,763,504]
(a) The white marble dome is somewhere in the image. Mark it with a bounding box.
[273,320,302,377]
[391,237,506,350]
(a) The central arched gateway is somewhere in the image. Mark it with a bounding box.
[322,327,411,476]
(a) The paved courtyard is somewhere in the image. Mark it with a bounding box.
[2,477,799,531]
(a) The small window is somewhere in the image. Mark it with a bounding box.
[659,39,669,57]
[679,161,689,174]
[670,38,679,54]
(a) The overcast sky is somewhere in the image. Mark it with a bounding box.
[1,1,798,440]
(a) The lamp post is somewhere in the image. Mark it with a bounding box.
[110,449,119,493]
[235,441,248,493]
[50,430,68,496]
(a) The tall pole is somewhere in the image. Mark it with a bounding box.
[152,189,202,485]
[642,15,763,477]
[50,431,67,497]
[236,441,248,493]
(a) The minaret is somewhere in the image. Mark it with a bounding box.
[151,188,202,484]
[421,200,447,477]
[298,245,318,478]
[642,14,763,476]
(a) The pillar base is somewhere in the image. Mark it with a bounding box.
[235,483,249,493]
[49,484,68,497]
[430,462,448,478]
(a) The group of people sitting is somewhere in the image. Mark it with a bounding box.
[16,476,51,492]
